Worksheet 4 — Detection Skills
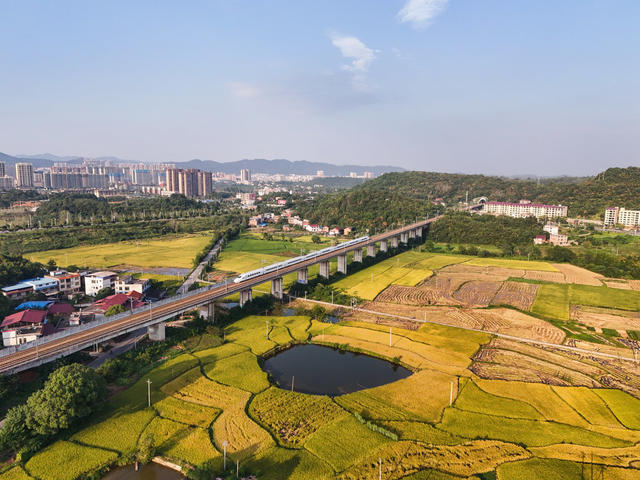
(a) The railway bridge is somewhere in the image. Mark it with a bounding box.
[0,211,480,374]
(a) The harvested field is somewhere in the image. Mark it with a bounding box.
[571,305,640,331]
[375,284,457,306]
[466,257,559,271]
[439,264,524,279]
[351,301,563,344]
[491,281,539,310]
[530,443,640,468]
[629,280,640,291]
[604,279,633,290]
[453,281,502,306]
[522,270,566,283]
[553,263,604,286]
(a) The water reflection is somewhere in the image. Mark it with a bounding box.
[262,344,411,396]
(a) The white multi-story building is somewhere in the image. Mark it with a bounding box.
[604,207,640,227]
[483,201,567,219]
[84,271,118,296]
[114,276,150,295]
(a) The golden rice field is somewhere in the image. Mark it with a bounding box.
[4,300,640,480]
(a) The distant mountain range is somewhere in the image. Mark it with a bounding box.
[0,152,404,177]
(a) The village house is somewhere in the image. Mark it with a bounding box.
[84,271,118,296]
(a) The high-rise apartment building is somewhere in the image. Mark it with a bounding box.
[15,163,34,188]
[0,162,5,177]
[197,170,212,197]
[240,169,251,183]
[165,168,203,197]
[482,200,567,219]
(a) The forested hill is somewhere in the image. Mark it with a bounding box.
[297,168,640,229]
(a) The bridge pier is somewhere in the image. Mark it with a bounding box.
[390,236,399,248]
[400,232,409,244]
[297,267,308,284]
[416,226,423,237]
[205,302,215,322]
[408,229,416,240]
[239,288,252,307]
[271,277,284,300]
[366,244,376,257]
[353,249,363,263]
[148,322,166,341]
[319,261,330,279]
[337,254,347,274]
[380,240,388,253]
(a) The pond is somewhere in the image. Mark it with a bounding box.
[262,344,411,396]
[103,463,183,480]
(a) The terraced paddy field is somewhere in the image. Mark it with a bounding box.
[5,301,640,480]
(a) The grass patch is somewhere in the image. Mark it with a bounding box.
[25,441,117,480]
[531,283,570,320]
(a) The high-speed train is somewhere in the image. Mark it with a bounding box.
[233,236,369,283]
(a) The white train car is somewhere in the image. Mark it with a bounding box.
[233,236,369,283]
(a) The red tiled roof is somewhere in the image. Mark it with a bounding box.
[126,291,143,300]
[47,303,75,315]
[1,310,46,328]
[93,293,130,311]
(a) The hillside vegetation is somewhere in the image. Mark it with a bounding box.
[298,168,640,229]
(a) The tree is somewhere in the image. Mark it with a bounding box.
[94,287,114,300]
[24,364,107,436]
[311,234,321,244]
[105,304,126,317]
[0,404,30,451]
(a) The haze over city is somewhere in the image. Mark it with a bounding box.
[1,0,638,176]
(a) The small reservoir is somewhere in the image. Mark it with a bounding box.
[262,344,411,396]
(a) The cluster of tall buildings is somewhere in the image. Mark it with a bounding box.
[604,207,640,227]
[165,168,213,197]
[482,200,568,219]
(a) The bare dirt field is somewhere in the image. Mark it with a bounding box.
[571,306,640,332]
[603,279,633,290]
[375,284,458,306]
[356,302,564,344]
[491,281,539,310]
[553,263,604,286]
[452,281,502,306]
[522,270,566,283]
[629,280,640,292]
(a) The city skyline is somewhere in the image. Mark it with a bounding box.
[1,0,638,176]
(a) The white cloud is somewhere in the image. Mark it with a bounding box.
[228,82,261,98]
[329,33,376,73]
[398,0,449,29]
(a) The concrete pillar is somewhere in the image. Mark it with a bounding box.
[271,277,284,300]
[239,288,252,307]
[353,249,363,263]
[416,226,423,237]
[207,302,215,322]
[297,267,308,284]
[319,261,330,279]
[380,240,388,253]
[390,236,399,248]
[337,254,347,274]
[409,229,416,239]
[366,244,376,257]
[148,323,165,341]
[400,232,409,244]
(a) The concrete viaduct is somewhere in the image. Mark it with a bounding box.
[0,215,458,374]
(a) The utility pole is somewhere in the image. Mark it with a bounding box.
[223,441,228,470]
[291,376,295,392]
[379,458,382,480]
[449,381,454,406]
[147,379,152,407]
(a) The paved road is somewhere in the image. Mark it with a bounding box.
[87,328,147,368]
[176,237,225,295]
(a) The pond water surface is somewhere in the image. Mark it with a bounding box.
[262,344,411,396]
[103,464,183,480]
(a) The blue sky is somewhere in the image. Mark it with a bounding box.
[0,0,638,175]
